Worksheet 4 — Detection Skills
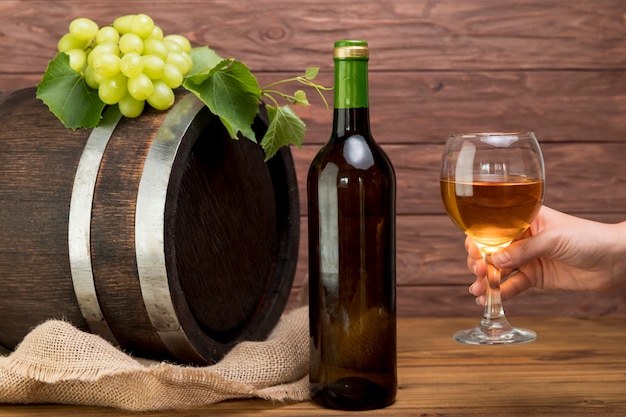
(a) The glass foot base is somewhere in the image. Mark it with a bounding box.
[453,325,536,345]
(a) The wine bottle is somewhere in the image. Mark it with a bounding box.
[307,40,397,410]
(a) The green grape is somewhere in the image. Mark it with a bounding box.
[165,53,191,75]
[88,43,120,66]
[118,94,145,118]
[128,73,154,100]
[182,52,194,73]
[54,13,196,114]
[69,17,99,41]
[98,73,128,105]
[143,38,168,60]
[163,39,182,55]
[113,14,135,34]
[96,26,120,45]
[147,80,175,110]
[119,33,144,55]
[66,48,87,73]
[149,25,164,40]
[163,34,192,53]
[130,14,154,39]
[57,33,88,52]
[92,52,121,78]
[161,63,183,88]
[141,55,165,79]
[91,65,106,85]
[84,65,100,89]
[120,52,144,78]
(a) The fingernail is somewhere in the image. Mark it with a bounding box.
[475,297,482,306]
[469,284,475,295]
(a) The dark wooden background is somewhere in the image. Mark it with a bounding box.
[1,0,625,318]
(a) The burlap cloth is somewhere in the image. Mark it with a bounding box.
[0,306,309,411]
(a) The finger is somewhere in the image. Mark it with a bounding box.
[476,295,486,306]
[465,236,482,260]
[499,269,534,300]
[490,207,559,270]
[491,231,553,270]
[466,241,516,278]
[467,254,487,277]
[471,268,533,308]
[501,268,520,282]
[468,275,485,296]
[468,266,519,297]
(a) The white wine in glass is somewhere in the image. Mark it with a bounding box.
[440,132,545,345]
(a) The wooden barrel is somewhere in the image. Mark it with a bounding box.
[0,87,299,365]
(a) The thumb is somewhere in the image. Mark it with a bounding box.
[491,232,552,270]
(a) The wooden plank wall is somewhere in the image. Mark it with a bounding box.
[1,0,626,317]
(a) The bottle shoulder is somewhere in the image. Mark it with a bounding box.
[310,134,394,175]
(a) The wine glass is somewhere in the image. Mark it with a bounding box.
[440,132,545,345]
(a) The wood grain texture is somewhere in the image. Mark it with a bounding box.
[1,0,625,73]
[4,71,626,144]
[0,316,625,416]
[1,0,625,318]
[292,143,626,216]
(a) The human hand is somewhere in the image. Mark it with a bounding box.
[467,206,626,305]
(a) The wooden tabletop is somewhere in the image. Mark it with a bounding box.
[0,315,624,416]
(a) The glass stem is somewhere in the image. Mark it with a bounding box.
[480,253,512,332]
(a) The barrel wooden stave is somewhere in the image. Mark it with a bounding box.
[0,89,89,348]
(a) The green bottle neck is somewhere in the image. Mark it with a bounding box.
[333,59,369,109]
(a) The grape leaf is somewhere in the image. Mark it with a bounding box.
[183,55,261,142]
[293,90,309,106]
[188,46,225,76]
[36,45,323,160]
[262,105,306,161]
[305,67,320,80]
[36,53,105,129]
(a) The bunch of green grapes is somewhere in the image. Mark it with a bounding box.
[57,14,193,118]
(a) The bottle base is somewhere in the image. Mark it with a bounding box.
[311,377,395,411]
